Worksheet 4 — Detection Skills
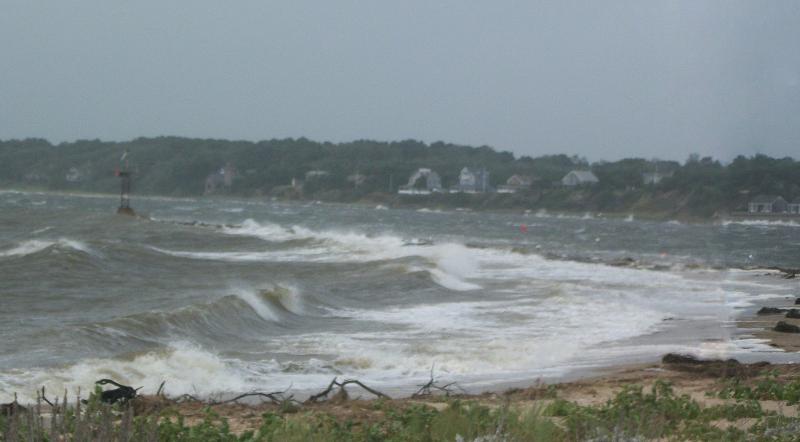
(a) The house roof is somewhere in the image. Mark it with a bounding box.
[565,170,598,182]
[751,195,785,203]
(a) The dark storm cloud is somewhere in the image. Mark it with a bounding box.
[1,1,798,160]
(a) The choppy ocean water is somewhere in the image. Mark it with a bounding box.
[1,190,798,401]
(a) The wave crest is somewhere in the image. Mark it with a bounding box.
[0,238,93,258]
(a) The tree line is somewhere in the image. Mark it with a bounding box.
[1,137,798,217]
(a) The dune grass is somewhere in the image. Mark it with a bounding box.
[3,375,800,441]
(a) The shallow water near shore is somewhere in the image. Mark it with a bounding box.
[1,190,798,401]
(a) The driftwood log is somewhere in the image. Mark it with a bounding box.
[305,377,389,404]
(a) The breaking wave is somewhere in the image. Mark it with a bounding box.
[0,342,259,402]
[721,219,800,228]
[0,238,93,258]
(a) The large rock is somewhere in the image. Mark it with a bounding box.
[774,321,800,333]
[757,307,784,315]
[786,309,800,319]
[662,353,738,365]
[660,353,768,377]
[795,298,800,305]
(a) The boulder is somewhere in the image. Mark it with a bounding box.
[786,309,800,319]
[660,353,768,377]
[757,307,784,315]
[774,321,800,333]
[662,353,738,365]
[795,298,800,305]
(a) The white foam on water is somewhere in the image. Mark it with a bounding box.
[232,288,281,322]
[0,238,93,258]
[269,294,667,384]
[229,221,480,277]
[0,342,258,402]
[0,240,52,257]
[721,219,800,228]
[223,219,309,242]
[427,268,481,291]
[231,285,306,319]
[149,246,333,263]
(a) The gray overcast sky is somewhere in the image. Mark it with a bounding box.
[1,1,798,160]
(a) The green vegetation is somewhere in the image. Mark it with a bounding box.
[4,374,800,441]
[714,371,800,405]
[1,137,799,217]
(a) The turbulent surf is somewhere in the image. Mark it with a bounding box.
[1,191,798,401]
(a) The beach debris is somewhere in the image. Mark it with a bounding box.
[757,307,785,315]
[305,377,389,404]
[786,309,800,319]
[774,321,800,333]
[93,379,141,404]
[413,364,465,397]
[156,380,166,396]
[206,385,299,408]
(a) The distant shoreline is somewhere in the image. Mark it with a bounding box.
[8,186,795,225]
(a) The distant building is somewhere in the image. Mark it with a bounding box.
[561,170,599,187]
[305,170,330,180]
[497,175,535,193]
[450,167,492,193]
[398,168,442,195]
[347,173,367,186]
[748,195,788,214]
[642,171,673,185]
[24,171,44,182]
[789,198,800,214]
[205,163,236,194]
[65,167,84,183]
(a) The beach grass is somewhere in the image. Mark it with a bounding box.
[4,370,800,441]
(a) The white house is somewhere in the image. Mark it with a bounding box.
[789,198,800,214]
[642,171,673,185]
[748,195,788,214]
[65,167,83,183]
[561,170,599,186]
[305,170,330,180]
[450,167,492,193]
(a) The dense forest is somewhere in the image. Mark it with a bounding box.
[1,137,799,218]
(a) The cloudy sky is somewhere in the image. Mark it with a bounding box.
[1,1,798,160]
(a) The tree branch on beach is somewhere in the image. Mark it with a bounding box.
[305,377,390,403]
[412,364,465,397]
[208,385,299,407]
